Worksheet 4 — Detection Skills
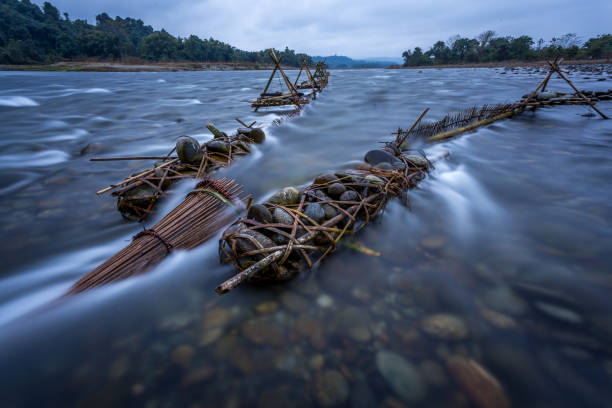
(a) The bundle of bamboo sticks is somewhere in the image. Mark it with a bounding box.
[67,177,243,295]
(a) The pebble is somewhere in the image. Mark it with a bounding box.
[247,204,273,224]
[281,292,309,312]
[316,294,334,308]
[480,308,517,330]
[376,350,427,403]
[272,207,293,225]
[304,202,325,224]
[419,360,448,386]
[364,149,403,168]
[235,229,275,253]
[314,173,337,185]
[421,314,469,340]
[241,127,265,143]
[255,301,278,314]
[420,236,447,249]
[176,135,202,165]
[181,365,215,387]
[403,154,429,168]
[206,140,230,154]
[322,204,337,219]
[243,319,284,345]
[295,314,326,350]
[108,355,130,379]
[446,356,510,408]
[311,370,349,406]
[327,182,347,198]
[171,345,195,367]
[534,302,583,324]
[157,312,193,331]
[365,174,384,185]
[309,354,325,370]
[199,327,224,346]
[336,307,372,342]
[269,187,300,205]
[203,307,232,329]
[339,190,358,203]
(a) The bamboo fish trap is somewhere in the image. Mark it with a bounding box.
[93,121,262,221]
[67,177,244,295]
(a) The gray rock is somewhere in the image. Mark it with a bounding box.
[322,204,337,220]
[176,136,203,165]
[311,370,349,407]
[238,127,265,143]
[534,302,583,324]
[273,207,293,225]
[269,187,300,205]
[364,174,385,186]
[376,350,427,403]
[374,162,393,170]
[314,173,337,185]
[304,203,325,224]
[364,149,403,168]
[536,91,557,101]
[327,182,346,198]
[403,154,429,168]
[247,204,272,224]
[236,230,274,254]
[206,140,230,154]
[339,190,358,203]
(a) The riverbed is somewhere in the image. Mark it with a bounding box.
[0,66,611,407]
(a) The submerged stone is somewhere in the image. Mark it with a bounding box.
[176,136,203,165]
[311,370,349,406]
[235,229,274,254]
[421,314,469,340]
[446,356,511,408]
[376,350,427,403]
[364,174,385,186]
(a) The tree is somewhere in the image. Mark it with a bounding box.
[139,30,178,60]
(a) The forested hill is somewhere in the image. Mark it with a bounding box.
[401,31,612,66]
[0,0,312,66]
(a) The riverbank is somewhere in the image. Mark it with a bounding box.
[389,59,611,70]
[0,61,285,72]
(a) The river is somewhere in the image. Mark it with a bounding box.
[0,66,611,407]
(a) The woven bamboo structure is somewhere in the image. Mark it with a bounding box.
[94,121,261,221]
[251,51,327,111]
[67,177,244,295]
[216,154,431,294]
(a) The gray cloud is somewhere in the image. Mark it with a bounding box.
[35,0,612,58]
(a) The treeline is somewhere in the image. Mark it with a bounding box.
[402,31,612,66]
[0,0,312,66]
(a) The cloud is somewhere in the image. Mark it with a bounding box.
[35,0,612,58]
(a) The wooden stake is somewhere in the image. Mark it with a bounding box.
[397,108,430,148]
[428,110,516,142]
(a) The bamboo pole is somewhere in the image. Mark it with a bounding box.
[428,110,516,142]
[90,156,176,161]
[268,49,299,95]
[549,62,608,119]
[96,158,179,195]
[256,54,284,112]
[397,108,430,148]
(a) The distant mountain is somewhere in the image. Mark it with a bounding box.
[312,55,400,68]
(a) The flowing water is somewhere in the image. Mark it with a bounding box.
[0,67,611,407]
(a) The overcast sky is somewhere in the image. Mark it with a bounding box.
[34,0,611,59]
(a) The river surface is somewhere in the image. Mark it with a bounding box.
[0,66,611,407]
